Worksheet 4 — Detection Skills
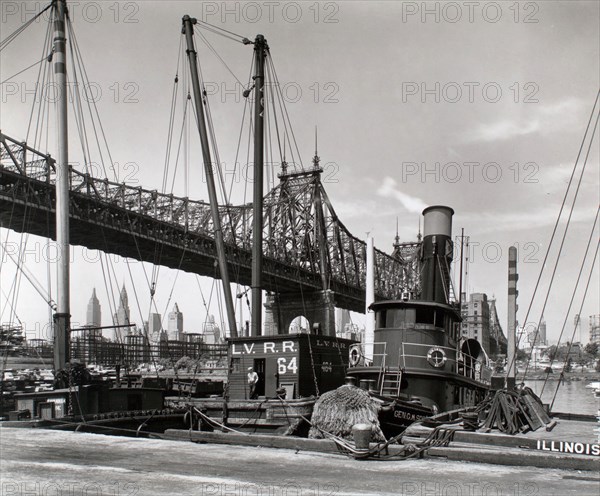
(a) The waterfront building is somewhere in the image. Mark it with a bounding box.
[461,293,491,355]
[488,298,508,356]
[590,315,600,345]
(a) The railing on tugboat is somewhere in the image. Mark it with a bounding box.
[399,342,492,385]
[348,341,492,387]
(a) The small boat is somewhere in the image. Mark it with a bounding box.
[586,382,600,398]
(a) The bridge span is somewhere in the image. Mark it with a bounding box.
[0,132,421,313]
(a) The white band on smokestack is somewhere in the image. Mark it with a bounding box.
[365,236,375,362]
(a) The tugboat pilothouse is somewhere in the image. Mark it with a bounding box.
[347,206,492,436]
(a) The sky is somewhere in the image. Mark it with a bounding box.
[1,1,599,346]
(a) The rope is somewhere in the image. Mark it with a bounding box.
[295,401,456,460]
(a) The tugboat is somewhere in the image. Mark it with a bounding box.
[346,206,492,436]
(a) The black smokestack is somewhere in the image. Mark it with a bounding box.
[420,206,454,304]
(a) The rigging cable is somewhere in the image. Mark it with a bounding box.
[549,240,599,411]
[506,89,600,380]
[0,2,53,51]
[195,19,248,44]
[26,11,53,148]
[0,57,48,85]
[0,243,57,311]
[521,100,599,379]
[539,205,600,397]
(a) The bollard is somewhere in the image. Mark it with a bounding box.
[352,423,372,450]
[344,376,357,386]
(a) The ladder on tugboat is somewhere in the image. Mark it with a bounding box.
[379,368,403,397]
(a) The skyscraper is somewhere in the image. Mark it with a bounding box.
[203,314,221,344]
[86,288,101,328]
[168,303,183,341]
[113,284,131,342]
[147,313,162,342]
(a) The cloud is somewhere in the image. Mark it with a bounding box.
[376,176,428,213]
[465,98,583,143]
[470,119,540,142]
[461,204,597,234]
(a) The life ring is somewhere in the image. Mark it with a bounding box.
[349,346,362,366]
[427,347,447,368]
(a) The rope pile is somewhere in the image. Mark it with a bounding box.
[308,385,384,441]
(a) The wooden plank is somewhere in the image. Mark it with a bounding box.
[522,393,552,424]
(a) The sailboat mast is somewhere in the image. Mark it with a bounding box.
[251,35,267,337]
[182,15,238,338]
[53,0,70,371]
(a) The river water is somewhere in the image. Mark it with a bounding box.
[524,379,599,416]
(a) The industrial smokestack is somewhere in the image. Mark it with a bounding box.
[506,246,518,388]
[420,206,454,304]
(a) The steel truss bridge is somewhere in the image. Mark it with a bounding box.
[0,132,421,312]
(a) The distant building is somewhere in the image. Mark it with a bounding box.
[86,288,101,328]
[184,333,203,343]
[488,298,508,355]
[538,319,547,346]
[590,315,600,345]
[336,308,351,334]
[113,285,131,342]
[168,303,183,341]
[516,326,531,350]
[518,321,547,349]
[202,315,221,345]
[147,313,162,342]
[460,293,491,355]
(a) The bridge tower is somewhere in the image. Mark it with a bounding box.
[263,290,337,336]
[262,136,338,336]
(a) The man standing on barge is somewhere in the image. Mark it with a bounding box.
[247,366,259,399]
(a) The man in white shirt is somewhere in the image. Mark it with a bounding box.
[247,366,259,399]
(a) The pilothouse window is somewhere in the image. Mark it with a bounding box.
[375,308,415,328]
[415,307,436,326]
[376,307,447,328]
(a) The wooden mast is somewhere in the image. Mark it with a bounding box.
[182,15,238,337]
[251,35,267,337]
[53,0,70,371]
